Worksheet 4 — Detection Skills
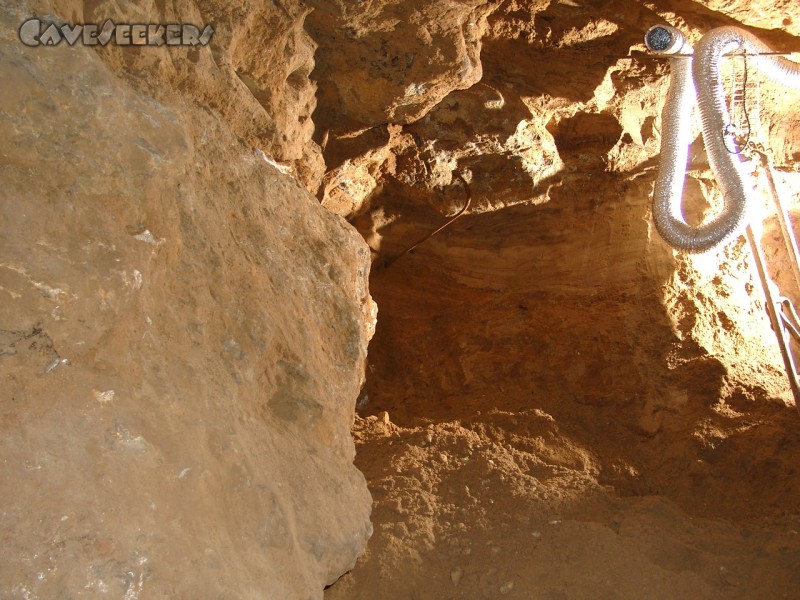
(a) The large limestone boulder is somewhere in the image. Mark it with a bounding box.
[0,6,373,599]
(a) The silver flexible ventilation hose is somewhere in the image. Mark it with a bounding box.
[691,26,800,249]
[648,25,800,253]
[644,25,703,251]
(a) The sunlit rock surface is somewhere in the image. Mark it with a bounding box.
[29,0,326,191]
[0,5,373,598]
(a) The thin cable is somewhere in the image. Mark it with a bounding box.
[383,171,472,268]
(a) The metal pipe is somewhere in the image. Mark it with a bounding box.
[752,148,800,293]
[745,225,800,412]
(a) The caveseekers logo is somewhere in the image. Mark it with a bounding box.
[19,18,214,47]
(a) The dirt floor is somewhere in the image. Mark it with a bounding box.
[325,176,800,599]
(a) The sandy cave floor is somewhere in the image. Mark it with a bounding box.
[325,184,800,600]
[327,414,800,600]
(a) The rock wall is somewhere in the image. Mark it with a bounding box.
[313,2,800,597]
[28,0,326,190]
[3,0,800,597]
[0,3,374,598]
[308,0,800,428]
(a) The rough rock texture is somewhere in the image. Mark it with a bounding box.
[315,0,800,599]
[306,0,495,131]
[29,0,326,190]
[332,180,800,599]
[0,4,374,598]
[316,0,800,221]
[4,0,800,598]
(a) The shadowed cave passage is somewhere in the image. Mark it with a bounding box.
[326,162,800,600]
[356,169,800,522]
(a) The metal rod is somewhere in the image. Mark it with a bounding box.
[745,225,800,413]
[629,51,800,59]
[779,297,800,339]
[753,149,800,292]
[383,171,472,268]
[779,302,800,342]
